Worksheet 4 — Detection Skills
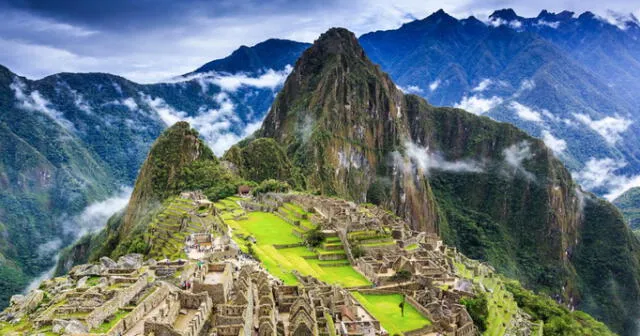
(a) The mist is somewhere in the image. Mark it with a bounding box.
[25,187,132,292]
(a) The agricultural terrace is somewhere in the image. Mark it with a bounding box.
[216,198,370,288]
[351,292,431,335]
[454,260,518,336]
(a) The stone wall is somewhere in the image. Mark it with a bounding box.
[84,275,148,330]
[105,285,170,336]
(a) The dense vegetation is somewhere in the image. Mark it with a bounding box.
[614,187,640,230]
[460,293,489,332]
[224,138,305,189]
[505,280,615,336]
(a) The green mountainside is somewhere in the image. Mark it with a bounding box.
[57,122,246,268]
[251,28,640,335]
[614,187,640,230]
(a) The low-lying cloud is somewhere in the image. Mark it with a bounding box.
[573,157,640,200]
[402,141,484,175]
[510,101,543,123]
[63,187,133,237]
[541,130,567,154]
[178,65,292,93]
[573,113,632,145]
[143,92,262,155]
[10,78,75,130]
[503,141,536,181]
[454,95,503,115]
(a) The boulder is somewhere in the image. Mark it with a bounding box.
[52,319,68,333]
[21,290,44,313]
[100,256,118,269]
[9,295,25,306]
[117,253,143,269]
[71,264,102,278]
[64,319,89,334]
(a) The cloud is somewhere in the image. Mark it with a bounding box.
[72,90,92,114]
[122,97,138,111]
[455,95,503,115]
[503,141,535,181]
[428,80,440,92]
[488,17,523,29]
[10,78,75,130]
[471,79,492,92]
[397,84,423,94]
[541,130,567,154]
[63,187,133,237]
[573,113,632,144]
[510,101,543,122]
[403,141,484,175]
[535,19,560,28]
[2,3,640,83]
[143,92,261,155]
[572,157,640,200]
[180,65,293,92]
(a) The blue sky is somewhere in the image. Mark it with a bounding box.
[0,0,638,83]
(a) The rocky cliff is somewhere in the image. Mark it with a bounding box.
[255,27,640,335]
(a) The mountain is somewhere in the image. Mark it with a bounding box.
[0,38,307,308]
[245,27,640,335]
[359,9,640,195]
[614,187,640,230]
[189,39,310,75]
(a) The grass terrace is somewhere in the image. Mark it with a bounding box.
[352,292,431,335]
[220,203,370,288]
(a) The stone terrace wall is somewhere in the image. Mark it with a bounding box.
[104,285,170,336]
[84,275,149,330]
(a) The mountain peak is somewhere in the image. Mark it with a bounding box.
[489,8,522,21]
[310,27,364,58]
[537,9,575,21]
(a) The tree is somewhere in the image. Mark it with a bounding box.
[305,228,325,247]
[460,293,489,332]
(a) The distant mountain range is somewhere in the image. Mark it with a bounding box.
[2,7,640,318]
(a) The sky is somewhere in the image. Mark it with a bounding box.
[0,0,639,83]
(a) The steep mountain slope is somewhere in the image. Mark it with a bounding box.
[190,39,310,75]
[0,66,117,308]
[614,187,640,230]
[253,27,640,335]
[0,39,306,307]
[359,10,640,182]
[61,122,240,264]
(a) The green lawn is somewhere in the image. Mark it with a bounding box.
[352,292,430,335]
[227,212,301,245]
[226,211,370,288]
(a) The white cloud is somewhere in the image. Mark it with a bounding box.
[455,95,503,115]
[178,65,292,93]
[143,92,261,155]
[510,101,543,122]
[472,79,492,92]
[63,187,133,237]
[541,130,567,154]
[398,84,424,94]
[598,10,639,30]
[72,90,92,114]
[572,157,640,200]
[10,78,75,130]
[488,18,523,29]
[428,80,440,92]
[573,113,632,144]
[503,141,535,181]
[122,97,139,111]
[535,19,560,28]
[403,141,483,175]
